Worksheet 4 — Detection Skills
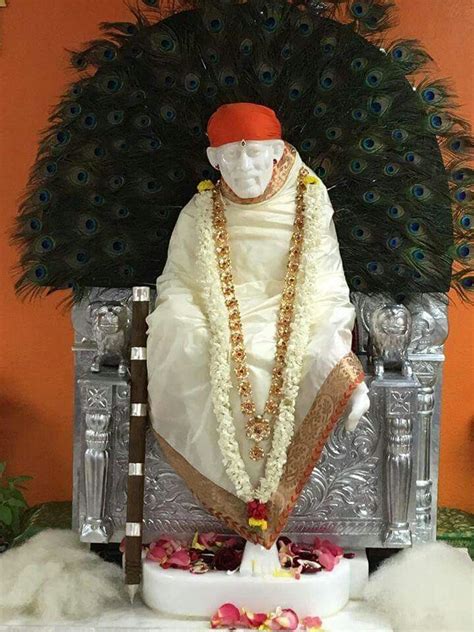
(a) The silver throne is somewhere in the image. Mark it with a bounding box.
[72,289,448,549]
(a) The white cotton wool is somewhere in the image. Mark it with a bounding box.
[364,541,473,632]
[0,528,126,622]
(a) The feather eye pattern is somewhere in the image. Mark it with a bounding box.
[12,0,473,303]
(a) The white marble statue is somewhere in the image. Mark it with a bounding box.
[146,103,369,565]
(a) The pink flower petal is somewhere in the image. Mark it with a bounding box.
[317,550,336,571]
[302,615,323,630]
[211,603,242,628]
[146,543,168,563]
[321,540,344,557]
[241,610,267,628]
[199,532,218,549]
[167,549,191,568]
[267,608,299,630]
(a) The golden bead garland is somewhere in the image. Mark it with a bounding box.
[211,167,310,461]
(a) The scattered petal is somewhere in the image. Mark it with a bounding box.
[317,549,337,571]
[198,532,219,549]
[241,609,267,628]
[190,560,210,574]
[302,615,323,630]
[167,548,191,568]
[211,603,241,629]
[320,540,344,558]
[267,607,299,630]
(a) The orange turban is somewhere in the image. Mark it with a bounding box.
[207,103,282,147]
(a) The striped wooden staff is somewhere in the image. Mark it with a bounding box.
[124,286,150,603]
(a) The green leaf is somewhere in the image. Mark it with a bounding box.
[12,525,43,547]
[7,498,27,509]
[0,463,6,476]
[0,504,13,526]
[4,488,24,501]
[7,476,32,484]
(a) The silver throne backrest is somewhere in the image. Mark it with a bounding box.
[72,289,447,548]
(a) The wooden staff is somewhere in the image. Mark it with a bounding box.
[125,286,150,603]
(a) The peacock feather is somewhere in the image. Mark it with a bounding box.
[12,0,473,304]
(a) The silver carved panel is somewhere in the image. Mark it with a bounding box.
[72,290,448,548]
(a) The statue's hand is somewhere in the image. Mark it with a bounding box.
[343,382,370,431]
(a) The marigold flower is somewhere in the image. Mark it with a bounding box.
[198,179,215,192]
[248,517,268,531]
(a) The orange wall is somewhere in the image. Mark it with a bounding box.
[1,0,473,511]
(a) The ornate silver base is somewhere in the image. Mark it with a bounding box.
[72,289,447,548]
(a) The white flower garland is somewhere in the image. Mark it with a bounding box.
[195,180,323,504]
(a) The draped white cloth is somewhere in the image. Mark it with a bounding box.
[146,151,359,498]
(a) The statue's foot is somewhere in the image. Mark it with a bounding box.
[239,541,281,577]
[344,382,370,431]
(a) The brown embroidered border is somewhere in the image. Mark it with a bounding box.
[153,351,364,547]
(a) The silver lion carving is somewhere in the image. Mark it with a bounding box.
[90,303,131,376]
[371,304,413,379]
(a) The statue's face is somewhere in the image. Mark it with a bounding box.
[207,139,285,199]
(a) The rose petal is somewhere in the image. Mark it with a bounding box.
[241,609,267,628]
[298,559,322,574]
[317,550,336,571]
[321,539,344,557]
[290,565,302,580]
[211,603,242,628]
[168,549,191,568]
[146,543,168,563]
[267,608,299,630]
[199,532,218,549]
[302,615,323,630]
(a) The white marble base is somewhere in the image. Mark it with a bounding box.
[142,550,368,619]
[0,598,393,631]
[143,557,350,618]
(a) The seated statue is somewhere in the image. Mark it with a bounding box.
[146,103,370,553]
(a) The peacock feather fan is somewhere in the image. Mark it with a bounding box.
[12,0,473,304]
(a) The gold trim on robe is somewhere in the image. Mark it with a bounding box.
[153,351,364,548]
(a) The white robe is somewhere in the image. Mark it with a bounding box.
[146,151,360,498]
